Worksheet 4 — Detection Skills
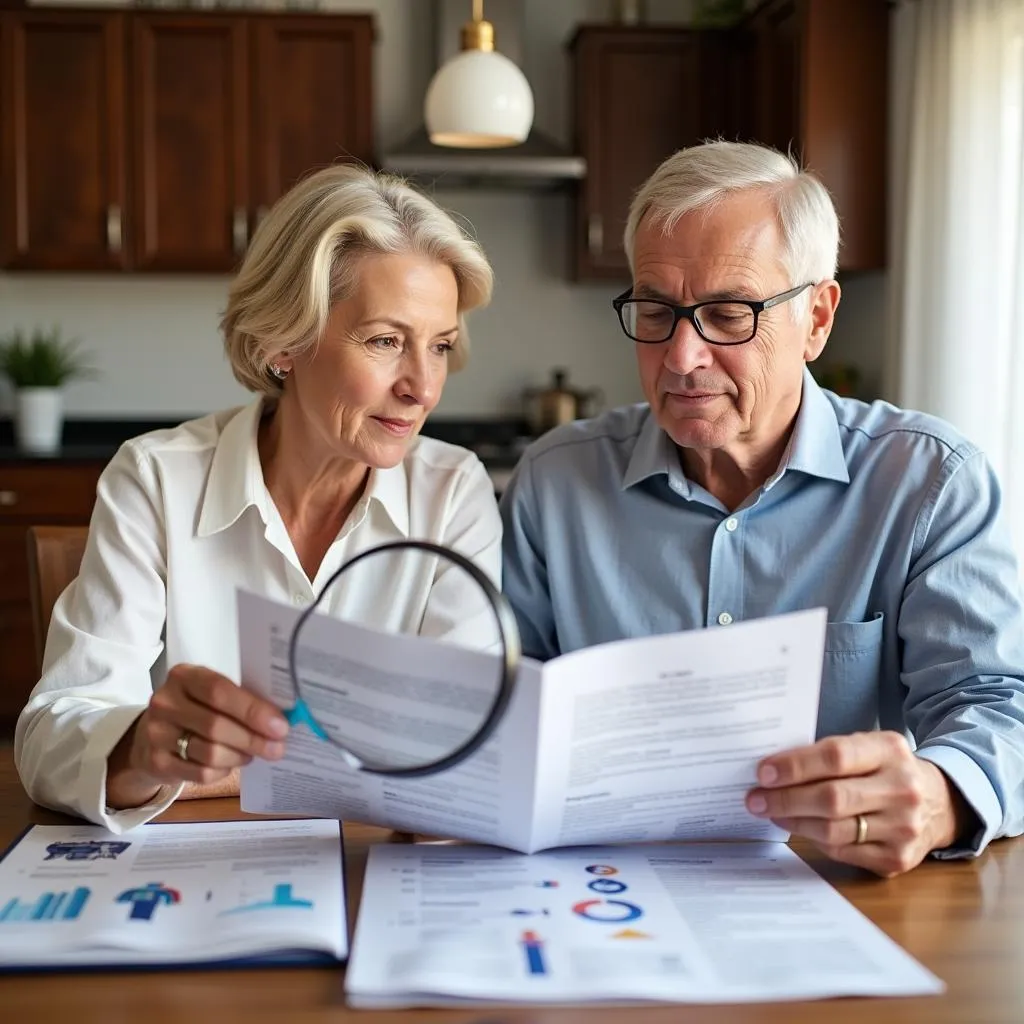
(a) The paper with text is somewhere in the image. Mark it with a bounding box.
[345,842,943,1006]
[238,590,826,853]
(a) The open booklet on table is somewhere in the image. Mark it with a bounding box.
[0,819,346,971]
[238,592,827,853]
[345,839,944,1007]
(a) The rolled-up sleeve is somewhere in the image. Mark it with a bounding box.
[900,446,1024,856]
[14,441,183,831]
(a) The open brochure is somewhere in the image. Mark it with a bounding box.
[0,820,346,970]
[345,841,943,1006]
[238,592,826,853]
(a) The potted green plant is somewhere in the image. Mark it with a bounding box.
[0,327,96,454]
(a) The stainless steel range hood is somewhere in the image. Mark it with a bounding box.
[382,0,586,190]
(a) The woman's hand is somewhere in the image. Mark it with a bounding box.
[106,664,289,809]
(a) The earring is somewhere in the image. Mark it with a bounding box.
[269,363,289,380]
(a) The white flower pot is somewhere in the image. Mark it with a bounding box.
[15,387,63,454]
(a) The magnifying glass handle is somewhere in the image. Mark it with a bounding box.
[284,699,330,741]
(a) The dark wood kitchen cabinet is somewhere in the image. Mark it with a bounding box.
[131,14,250,271]
[570,28,741,279]
[746,0,888,271]
[0,8,374,272]
[0,10,128,270]
[0,461,105,734]
[571,0,888,279]
[251,16,373,222]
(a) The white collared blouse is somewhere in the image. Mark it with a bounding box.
[15,399,502,831]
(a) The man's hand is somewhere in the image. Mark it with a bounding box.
[745,731,970,877]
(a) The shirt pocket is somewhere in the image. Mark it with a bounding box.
[817,613,885,738]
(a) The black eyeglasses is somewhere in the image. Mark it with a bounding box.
[612,282,815,345]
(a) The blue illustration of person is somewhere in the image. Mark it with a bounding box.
[116,882,181,921]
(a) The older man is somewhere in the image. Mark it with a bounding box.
[500,140,1024,877]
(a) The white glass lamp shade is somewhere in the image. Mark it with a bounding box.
[425,49,534,148]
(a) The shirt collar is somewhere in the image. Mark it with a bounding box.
[621,367,849,492]
[197,397,412,539]
[198,398,269,538]
[622,409,687,492]
[364,461,410,537]
[774,367,850,486]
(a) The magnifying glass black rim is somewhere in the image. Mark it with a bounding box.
[287,538,520,778]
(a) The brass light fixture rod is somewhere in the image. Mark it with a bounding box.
[462,0,495,52]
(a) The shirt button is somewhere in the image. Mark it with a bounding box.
[717,611,733,626]
[292,593,306,606]
[725,517,739,532]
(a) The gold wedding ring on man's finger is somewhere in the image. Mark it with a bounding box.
[854,813,869,845]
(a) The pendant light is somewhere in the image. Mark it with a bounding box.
[425,0,535,148]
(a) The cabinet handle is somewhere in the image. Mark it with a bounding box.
[587,213,604,258]
[232,208,249,256]
[106,205,122,253]
[0,490,17,507]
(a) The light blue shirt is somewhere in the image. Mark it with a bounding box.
[500,369,1024,856]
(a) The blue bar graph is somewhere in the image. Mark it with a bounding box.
[30,893,53,920]
[64,887,89,919]
[0,887,90,923]
[44,892,67,920]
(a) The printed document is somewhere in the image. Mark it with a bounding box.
[239,592,826,853]
[0,819,346,969]
[345,841,943,1006]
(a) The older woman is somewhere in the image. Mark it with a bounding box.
[15,164,499,831]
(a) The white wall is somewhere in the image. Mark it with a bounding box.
[0,0,886,419]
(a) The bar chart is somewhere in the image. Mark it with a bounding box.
[0,887,90,922]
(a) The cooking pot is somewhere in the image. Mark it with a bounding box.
[523,369,603,435]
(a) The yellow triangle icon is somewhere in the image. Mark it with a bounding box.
[612,928,651,939]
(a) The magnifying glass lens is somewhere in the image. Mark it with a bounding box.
[288,542,516,775]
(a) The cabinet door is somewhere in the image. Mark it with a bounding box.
[747,0,801,158]
[572,30,735,280]
[745,0,887,271]
[131,14,248,271]
[801,0,888,271]
[250,14,373,220]
[0,11,127,270]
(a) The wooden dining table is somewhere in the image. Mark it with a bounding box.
[1,747,1022,1023]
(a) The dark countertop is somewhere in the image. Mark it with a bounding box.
[0,416,534,469]
[0,444,118,463]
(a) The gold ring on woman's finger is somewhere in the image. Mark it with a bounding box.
[175,731,193,762]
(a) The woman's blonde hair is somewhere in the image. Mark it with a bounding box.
[222,164,493,393]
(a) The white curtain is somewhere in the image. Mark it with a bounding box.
[888,0,1024,554]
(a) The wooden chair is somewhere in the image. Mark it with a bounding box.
[26,525,89,674]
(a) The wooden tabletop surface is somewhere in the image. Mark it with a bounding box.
[1,748,1022,1022]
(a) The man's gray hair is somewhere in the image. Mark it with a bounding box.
[624,141,840,298]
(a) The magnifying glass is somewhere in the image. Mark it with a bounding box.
[284,539,521,778]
